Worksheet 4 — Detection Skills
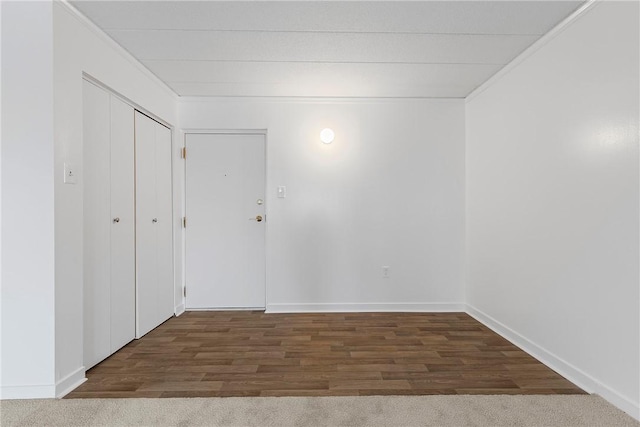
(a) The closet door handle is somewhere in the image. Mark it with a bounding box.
[152,218,158,223]
[113,217,120,223]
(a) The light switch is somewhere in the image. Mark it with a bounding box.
[277,186,286,198]
[64,162,77,184]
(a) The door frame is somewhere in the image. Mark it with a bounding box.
[182,129,268,311]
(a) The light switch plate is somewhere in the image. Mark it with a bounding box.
[277,186,286,198]
[64,162,77,184]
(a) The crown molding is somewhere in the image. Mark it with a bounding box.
[55,0,179,100]
[466,0,599,103]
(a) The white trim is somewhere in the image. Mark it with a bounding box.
[180,96,462,104]
[465,0,598,102]
[0,385,55,400]
[183,129,268,135]
[187,307,266,312]
[0,368,87,399]
[55,0,178,100]
[466,304,640,421]
[55,367,87,398]
[82,75,173,129]
[267,302,465,313]
[179,130,187,318]
[175,303,186,316]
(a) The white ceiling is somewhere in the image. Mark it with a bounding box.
[71,1,584,98]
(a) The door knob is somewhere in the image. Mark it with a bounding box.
[152,218,158,223]
[113,217,120,223]
[249,215,263,222]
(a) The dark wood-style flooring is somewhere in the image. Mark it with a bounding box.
[67,311,585,398]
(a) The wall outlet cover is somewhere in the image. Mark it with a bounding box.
[382,266,390,278]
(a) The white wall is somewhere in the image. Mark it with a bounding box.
[466,1,639,418]
[1,0,57,398]
[52,1,177,396]
[5,0,635,411]
[1,0,179,397]
[179,98,466,311]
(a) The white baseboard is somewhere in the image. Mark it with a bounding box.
[266,302,465,313]
[187,307,265,311]
[0,369,86,400]
[466,304,640,421]
[0,384,56,399]
[55,367,86,398]
[175,303,186,316]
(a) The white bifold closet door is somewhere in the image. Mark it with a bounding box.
[83,80,135,369]
[135,111,174,338]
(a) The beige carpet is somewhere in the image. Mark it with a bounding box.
[1,395,638,426]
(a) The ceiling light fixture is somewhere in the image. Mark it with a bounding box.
[320,128,335,144]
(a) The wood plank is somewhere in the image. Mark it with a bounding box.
[66,311,585,398]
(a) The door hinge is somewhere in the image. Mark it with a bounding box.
[183,287,186,298]
[181,147,186,159]
[182,217,186,228]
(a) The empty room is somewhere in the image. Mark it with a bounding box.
[1,0,638,425]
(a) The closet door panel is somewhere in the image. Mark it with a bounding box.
[109,96,136,352]
[135,112,159,338]
[82,80,111,368]
[155,124,175,323]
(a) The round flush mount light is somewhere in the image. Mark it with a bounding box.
[320,128,335,144]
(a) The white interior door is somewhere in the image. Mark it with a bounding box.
[135,111,159,336]
[109,95,135,352]
[135,111,174,337]
[83,80,136,368]
[83,80,111,368]
[154,124,175,324]
[185,133,266,309]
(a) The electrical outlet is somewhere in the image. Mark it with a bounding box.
[382,266,390,278]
